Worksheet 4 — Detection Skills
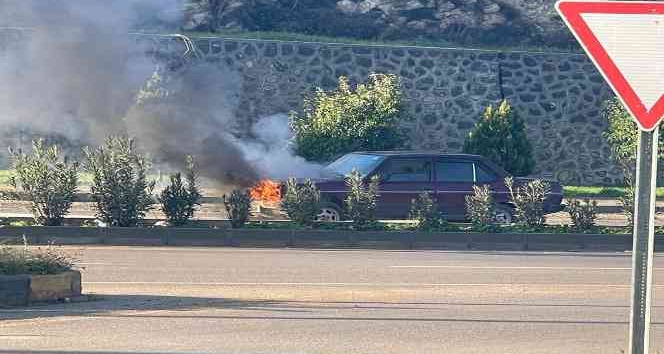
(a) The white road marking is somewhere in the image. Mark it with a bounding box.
[389,265,634,271]
[86,281,639,288]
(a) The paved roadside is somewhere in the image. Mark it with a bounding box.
[2,247,664,353]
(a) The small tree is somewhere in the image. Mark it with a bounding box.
[223,189,251,228]
[465,185,495,231]
[281,178,320,226]
[505,177,550,227]
[291,73,406,162]
[602,98,664,225]
[463,100,535,176]
[566,198,598,232]
[409,192,446,231]
[9,140,78,226]
[83,136,155,227]
[344,170,380,230]
[159,156,202,226]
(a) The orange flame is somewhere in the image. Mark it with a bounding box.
[250,179,281,203]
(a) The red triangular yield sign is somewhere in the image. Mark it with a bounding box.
[556,0,664,131]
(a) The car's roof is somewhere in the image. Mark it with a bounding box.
[347,151,507,176]
[351,151,483,159]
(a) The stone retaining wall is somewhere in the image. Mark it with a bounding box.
[144,36,616,185]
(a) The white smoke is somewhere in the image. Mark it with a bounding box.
[240,114,323,180]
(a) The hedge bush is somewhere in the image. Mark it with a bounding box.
[463,100,534,176]
[223,189,251,228]
[505,177,550,227]
[159,156,202,227]
[281,178,320,226]
[465,184,495,231]
[344,170,380,230]
[409,192,447,232]
[9,140,78,226]
[291,73,405,162]
[84,137,155,227]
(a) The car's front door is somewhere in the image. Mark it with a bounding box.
[373,157,434,219]
[435,159,476,220]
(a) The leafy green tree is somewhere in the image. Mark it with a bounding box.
[281,178,320,226]
[344,170,380,230]
[159,156,202,226]
[463,100,535,176]
[9,140,78,226]
[83,136,155,227]
[291,73,406,162]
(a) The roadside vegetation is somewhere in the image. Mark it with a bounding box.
[8,140,78,226]
[291,74,405,162]
[159,156,202,227]
[0,240,76,276]
[463,100,535,176]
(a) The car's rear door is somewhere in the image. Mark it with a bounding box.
[373,157,434,219]
[435,158,476,220]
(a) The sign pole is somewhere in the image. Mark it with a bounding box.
[629,126,659,354]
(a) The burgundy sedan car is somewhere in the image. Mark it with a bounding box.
[309,151,563,223]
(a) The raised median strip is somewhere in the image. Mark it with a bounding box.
[0,271,81,307]
[0,226,643,251]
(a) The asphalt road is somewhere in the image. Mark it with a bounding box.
[3,247,664,353]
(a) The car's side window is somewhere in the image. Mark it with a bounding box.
[437,161,474,183]
[380,158,432,182]
[475,164,496,183]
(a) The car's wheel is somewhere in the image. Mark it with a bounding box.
[317,203,343,222]
[493,205,514,225]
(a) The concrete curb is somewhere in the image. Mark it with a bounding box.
[0,271,81,307]
[0,226,641,251]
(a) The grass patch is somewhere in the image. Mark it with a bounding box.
[132,29,581,54]
[0,243,76,275]
[0,170,168,187]
[564,186,664,198]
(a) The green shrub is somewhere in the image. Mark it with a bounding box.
[463,100,535,176]
[0,242,75,275]
[344,170,380,230]
[409,192,447,231]
[619,185,635,227]
[291,73,406,162]
[566,199,598,232]
[601,98,663,224]
[223,189,251,228]
[505,177,550,227]
[602,98,664,175]
[465,185,495,231]
[158,156,202,227]
[9,140,78,226]
[281,178,320,226]
[83,137,155,227]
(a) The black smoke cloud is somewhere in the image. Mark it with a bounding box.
[0,0,321,186]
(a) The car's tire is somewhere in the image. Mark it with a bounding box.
[493,205,514,225]
[317,202,343,222]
